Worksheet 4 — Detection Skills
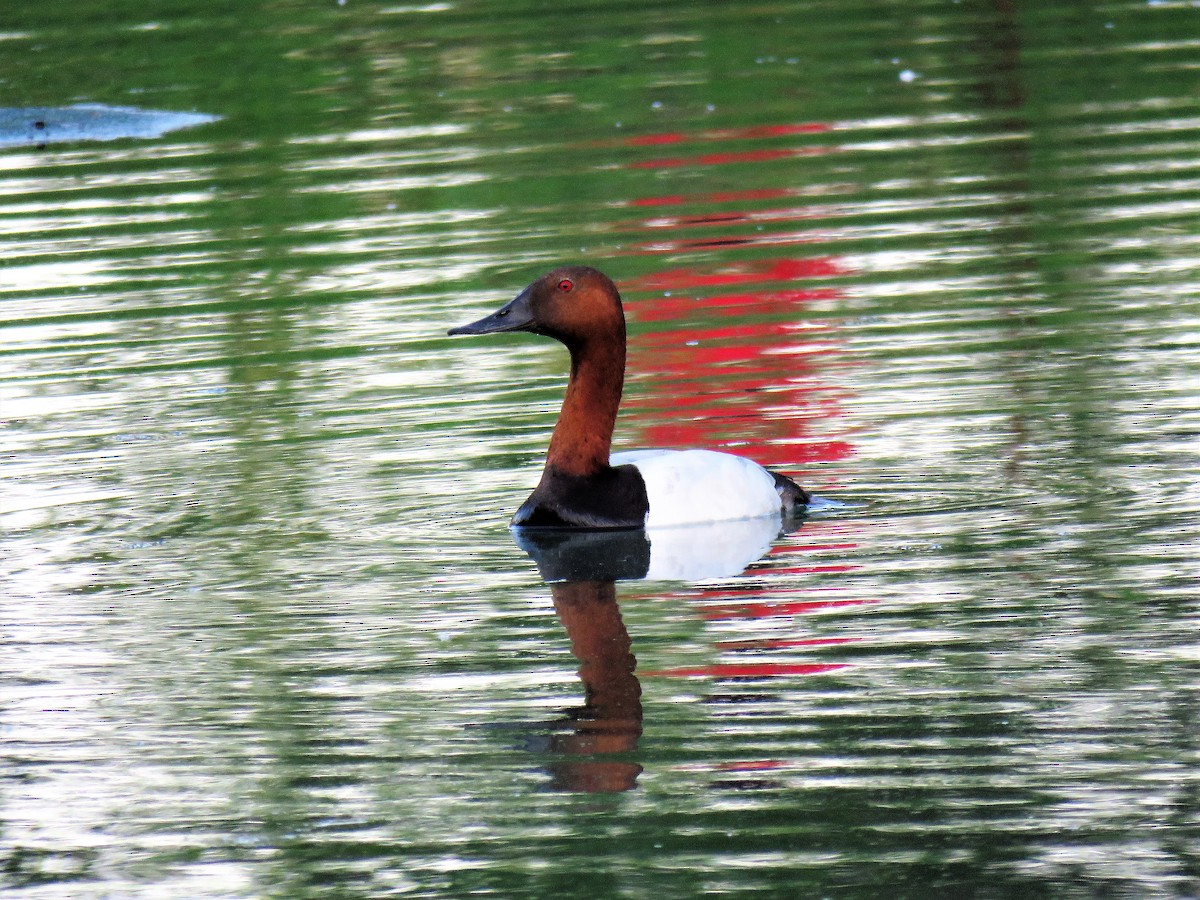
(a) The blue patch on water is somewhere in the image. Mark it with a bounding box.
[0,104,219,147]
[804,495,855,514]
[127,539,167,549]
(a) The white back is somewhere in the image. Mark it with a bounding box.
[611,448,783,527]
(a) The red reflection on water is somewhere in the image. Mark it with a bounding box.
[630,147,832,170]
[634,522,869,684]
[617,256,853,468]
[638,586,863,681]
[619,256,853,466]
[698,597,871,620]
[628,256,845,291]
[617,123,835,170]
[599,120,869,706]
[623,123,831,147]
[634,205,827,228]
[645,662,847,678]
[628,188,794,208]
[622,204,838,254]
[715,759,785,772]
[715,636,857,651]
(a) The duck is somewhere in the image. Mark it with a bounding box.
[448,266,810,529]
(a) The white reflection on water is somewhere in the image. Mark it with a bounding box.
[287,123,471,145]
[293,171,488,194]
[0,259,122,293]
[299,255,498,293]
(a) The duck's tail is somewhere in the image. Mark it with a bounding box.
[770,470,811,514]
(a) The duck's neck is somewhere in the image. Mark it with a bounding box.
[544,331,625,478]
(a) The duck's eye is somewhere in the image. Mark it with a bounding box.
[557,278,574,293]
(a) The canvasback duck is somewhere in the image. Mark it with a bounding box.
[449,266,810,529]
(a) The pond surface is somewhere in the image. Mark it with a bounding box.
[3,0,1200,897]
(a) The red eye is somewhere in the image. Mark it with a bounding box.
[557,278,574,292]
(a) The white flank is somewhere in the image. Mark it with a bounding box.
[611,448,783,527]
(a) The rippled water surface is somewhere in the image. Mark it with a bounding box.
[4,1,1200,896]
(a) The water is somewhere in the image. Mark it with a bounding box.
[3,0,1200,896]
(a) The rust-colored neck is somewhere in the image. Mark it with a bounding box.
[543,329,625,477]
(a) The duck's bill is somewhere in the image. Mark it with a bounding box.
[448,288,534,336]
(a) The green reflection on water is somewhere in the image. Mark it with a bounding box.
[3,0,1199,897]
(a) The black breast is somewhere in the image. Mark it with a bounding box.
[511,464,649,530]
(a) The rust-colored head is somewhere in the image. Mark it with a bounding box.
[448,266,624,349]
[449,265,628,482]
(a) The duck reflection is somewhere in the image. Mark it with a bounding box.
[513,515,796,793]
[544,578,643,793]
[514,514,787,584]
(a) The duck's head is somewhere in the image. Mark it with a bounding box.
[448,266,624,347]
